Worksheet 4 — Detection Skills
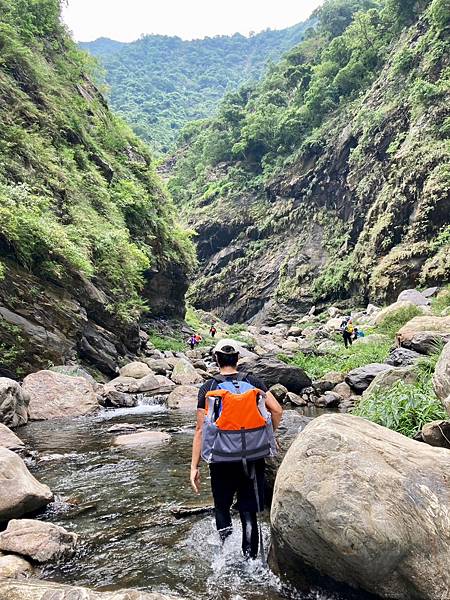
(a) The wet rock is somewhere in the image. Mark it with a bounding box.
[397,316,450,354]
[0,379,30,427]
[314,372,344,395]
[363,366,418,397]
[0,553,33,578]
[269,384,289,403]
[238,355,311,394]
[397,289,430,306]
[107,423,143,433]
[23,371,98,420]
[0,519,77,563]
[167,386,198,411]
[119,362,152,379]
[154,375,175,394]
[0,579,185,599]
[346,363,393,394]
[271,413,450,600]
[286,392,307,407]
[113,431,171,447]
[103,390,137,408]
[314,392,341,408]
[420,420,450,449]
[171,359,203,386]
[433,342,450,416]
[385,347,422,367]
[0,424,24,451]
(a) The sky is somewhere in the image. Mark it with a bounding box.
[62,0,324,43]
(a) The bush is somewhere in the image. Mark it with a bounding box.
[148,333,186,353]
[353,380,447,437]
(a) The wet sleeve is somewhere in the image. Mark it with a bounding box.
[197,380,211,410]
[247,374,268,392]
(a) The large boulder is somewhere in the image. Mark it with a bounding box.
[385,347,423,367]
[171,359,203,385]
[112,431,171,448]
[397,316,450,354]
[363,366,418,397]
[119,362,151,379]
[22,371,98,420]
[0,424,24,451]
[0,379,30,427]
[433,341,450,416]
[0,579,185,599]
[345,363,393,393]
[238,355,311,394]
[0,520,77,563]
[420,420,450,449]
[397,289,431,306]
[167,385,199,411]
[0,448,53,521]
[271,413,450,600]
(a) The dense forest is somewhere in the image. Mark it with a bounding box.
[0,0,195,376]
[169,0,450,323]
[80,22,312,152]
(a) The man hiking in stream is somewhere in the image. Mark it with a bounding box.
[190,339,282,560]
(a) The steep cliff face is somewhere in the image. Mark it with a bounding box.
[0,0,194,377]
[170,0,450,324]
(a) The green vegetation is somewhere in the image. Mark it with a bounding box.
[80,22,312,152]
[0,0,194,323]
[376,305,424,336]
[148,333,186,353]
[282,338,392,380]
[0,319,26,376]
[354,354,447,437]
[432,285,450,315]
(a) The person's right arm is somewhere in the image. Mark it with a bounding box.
[190,409,205,493]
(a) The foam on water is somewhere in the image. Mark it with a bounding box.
[97,403,169,419]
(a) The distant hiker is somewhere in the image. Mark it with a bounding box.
[194,333,202,345]
[190,339,282,560]
[188,334,197,350]
[209,324,217,338]
[341,317,354,348]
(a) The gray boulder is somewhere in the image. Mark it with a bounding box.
[314,392,341,408]
[385,347,422,367]
[23,371,98,420]
[271,413,450,600]
[346,363,393,393]
[167,385,199,411]
[0,448,53,521]
[171,359,203,385]
[0,578,184,599]
[397,316,450,354]
[0,519,77,563]
[238,355,311,394]
[397,289,430,306]
[119,362,151,379]
[0,379,30,427]
[269,384,289,403]
[363,366,418,397]
[112,431,171,448]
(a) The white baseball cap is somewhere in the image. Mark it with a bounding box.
[213,338,241,355]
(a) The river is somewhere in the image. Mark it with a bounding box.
[18,402,366,600]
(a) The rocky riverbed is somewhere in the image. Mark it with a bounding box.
[1,286,450,599]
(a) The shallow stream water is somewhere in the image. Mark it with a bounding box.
[18,402,365,600]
